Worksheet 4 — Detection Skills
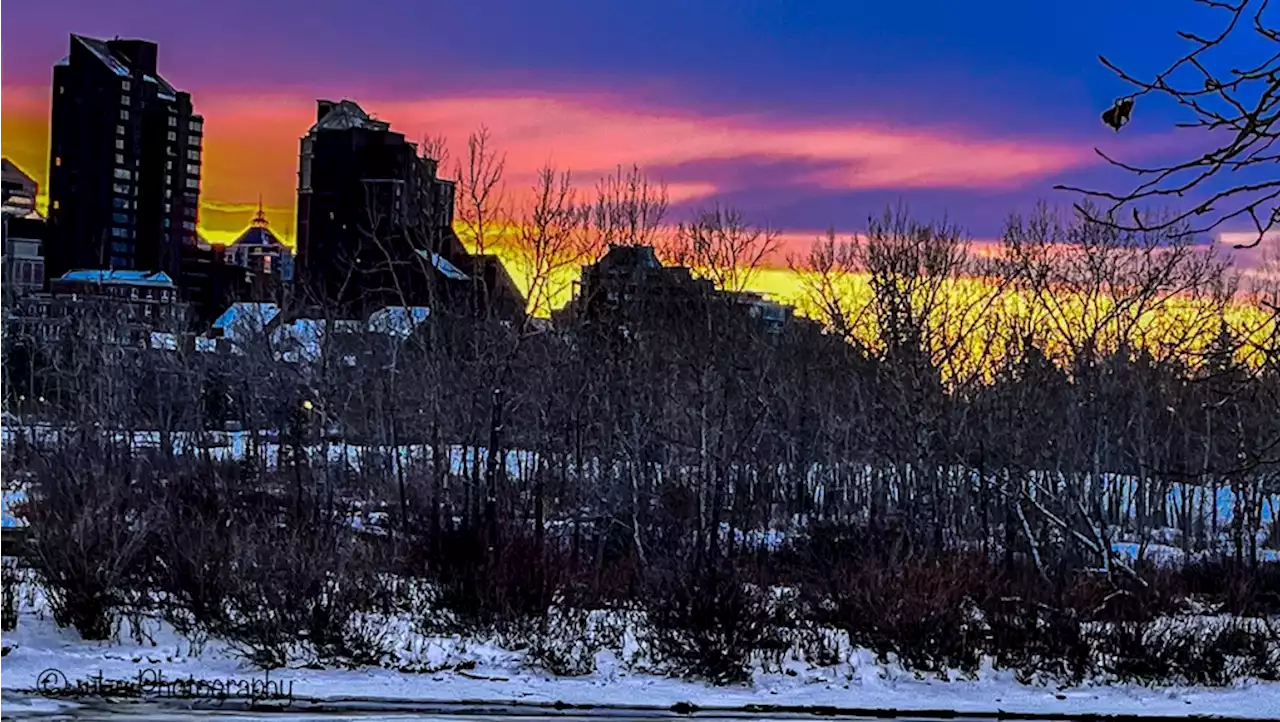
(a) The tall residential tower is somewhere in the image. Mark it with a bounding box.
[46,35,205,303]
[295,99,461,315]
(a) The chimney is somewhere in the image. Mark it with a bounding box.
[316,100,335,124]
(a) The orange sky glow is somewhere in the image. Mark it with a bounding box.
[3,83,1276,319]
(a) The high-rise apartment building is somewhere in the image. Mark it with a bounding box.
[45,34,204,299]
[295,99,462,315]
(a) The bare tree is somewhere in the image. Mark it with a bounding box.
[590,165,669,253]
[1058,0,1279,248]
[455,126,507,258]
[515,167,594,317]
[668,205,781,293]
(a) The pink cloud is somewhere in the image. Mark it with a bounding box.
[367,93,1096,197]
[167,88,1100,201]
[2,83,1108,242]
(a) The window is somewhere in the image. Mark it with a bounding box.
[112,212,129,224]
[111,241,131,254]
[120,109,129,120]
[165,188,172,199]
[185,178,199,189]
[189,119,202,133]
[185,164,200,176]
[52,200,60,210]
[167,146,175,156]
[187,135,199,146]
[110,227,128,238]
[112,183,130,195]
[186,149,200,161]
[115,153,125,165]
[58,85,64,95]
[117,125,126,135]
[164,202,171,213]
[121,80,131,91]
[113,168,131,180]
[121,94,130,106]
[163,218,170,228]
[113,197,130,209]
[182,221,196,231]
[167,131,177,142]
[115,138,124,150]
[168,116,177,127]
[166,160,173,170]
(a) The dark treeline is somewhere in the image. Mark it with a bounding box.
[3,156,1280,685]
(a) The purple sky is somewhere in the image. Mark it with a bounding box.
[2,0,1273,263]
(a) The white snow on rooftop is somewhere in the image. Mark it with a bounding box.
[272,318,328,364]
[58,270,175,287]
[368,306,431,339]
[415,250,469,281]
[149,332,178,351]
[212,302,280,336]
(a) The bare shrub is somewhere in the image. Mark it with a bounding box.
[984,596,1090,684]
[145,460,270,638]
[2,558,22,631]
[19,439,153,640]
[520,604,603,677]
[642,560,787,684]
[1094,616,1280,685]
[197,509,391,669]
[815,553,987,674]
[415,524,561,638]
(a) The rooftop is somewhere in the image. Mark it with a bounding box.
[229,200,288,249]
[65,35,183,100]
[72,35,131,77]
[311,99,391,134]
[56,270,176,288]
[414,249,470,281]
[597,245,663,271]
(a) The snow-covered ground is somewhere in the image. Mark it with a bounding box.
[3,590,1280,719]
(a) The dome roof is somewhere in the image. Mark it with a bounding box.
[230,200,286,249]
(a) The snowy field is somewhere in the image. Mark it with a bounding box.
[3,588,1280,720]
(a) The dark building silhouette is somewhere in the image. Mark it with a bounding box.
[2,160,46,298]
[182,237,249,328]
[560,245,715,325]
[224,200,294,303]
[556,244,801,336]
[226,200,294,280]
[295,99,460,316]
[45,34,220,323]
[2,159,39,213]
[8,269,187,349]
[2,216,47,299]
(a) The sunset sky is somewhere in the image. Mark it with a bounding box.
[2,0,1275,304]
